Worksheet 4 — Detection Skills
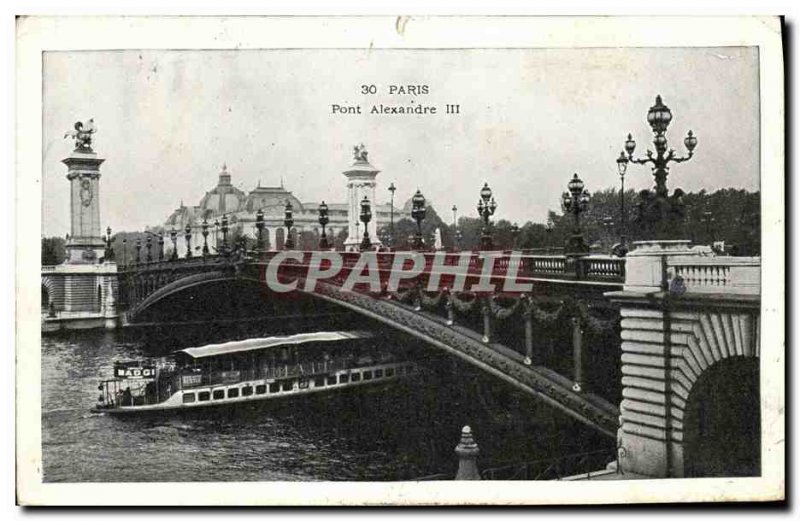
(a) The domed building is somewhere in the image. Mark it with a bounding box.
[162,151,402,255]
[197,164,247,216]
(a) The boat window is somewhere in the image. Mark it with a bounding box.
[183,393,196,404]
[198,391,210,402]
[256,385,267,395]
[281,381,293,392]
[213,390,224,400]
[339,374,349,384]
[242,386,253,397]
[374,369,384,378]
[327,376,337,385]
[269,382,280,393]
[351,373,361,382]
[314,376,325,387]
[228,388,239,398]
[363,371,373,380]
[386,368,395,377]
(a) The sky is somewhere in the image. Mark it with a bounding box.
[41,47,759,237]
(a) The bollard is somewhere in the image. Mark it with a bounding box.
[454,425,481,480]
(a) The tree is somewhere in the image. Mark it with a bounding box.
[42,237,66,265]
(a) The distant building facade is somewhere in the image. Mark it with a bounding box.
[163,149,400,255]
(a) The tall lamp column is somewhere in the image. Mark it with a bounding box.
[411,189,427,250]
[359,196,373,251]
[318,201,330,249]
[477,183,497,250]
[284,200,295,250]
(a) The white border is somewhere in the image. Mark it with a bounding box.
[16,15,784,506]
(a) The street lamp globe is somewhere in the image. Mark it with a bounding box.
[360,196,372,222]
[617,151,628,177]
[480,182,492,202]
[579,190,591,209]
[647,94,673,133]
[624,133,637,157]
[684,130,698,153]
[567,173,584,195]
[412,189,426,210]
[561,191,573,212]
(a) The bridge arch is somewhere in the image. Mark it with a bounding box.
[617,304,760,477]
[124,270,619,437]
[682,356,759,477]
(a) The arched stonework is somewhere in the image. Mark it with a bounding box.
[617,304,760,477]
[41,275,64,312]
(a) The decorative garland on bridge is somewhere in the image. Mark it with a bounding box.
[489,295,521,321]
[450,291,479,314]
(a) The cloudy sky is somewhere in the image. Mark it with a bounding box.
[42,47,759,237]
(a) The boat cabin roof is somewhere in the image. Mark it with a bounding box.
[176,331,374,360]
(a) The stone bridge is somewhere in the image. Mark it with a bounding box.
[116,242,763,479]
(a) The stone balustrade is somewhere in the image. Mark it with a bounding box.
[668,256,760,296]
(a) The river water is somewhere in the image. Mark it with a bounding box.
[42,328,611,482]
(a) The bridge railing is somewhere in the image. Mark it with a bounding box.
[118,249,626,285]
[668,256,760,296]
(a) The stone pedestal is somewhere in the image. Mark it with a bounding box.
[63,149,106,263]
[343,151,381,251]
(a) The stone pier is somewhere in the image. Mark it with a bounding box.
[605,240,761,478]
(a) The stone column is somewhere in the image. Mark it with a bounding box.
[63,146,106,264]
[342,146,381,251]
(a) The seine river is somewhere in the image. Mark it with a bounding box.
[42,328,610,482]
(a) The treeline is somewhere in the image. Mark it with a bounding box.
[41,187,760,265]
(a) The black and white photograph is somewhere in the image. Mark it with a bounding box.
[15,15,785,505]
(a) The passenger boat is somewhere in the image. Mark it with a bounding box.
[92,331,418,415]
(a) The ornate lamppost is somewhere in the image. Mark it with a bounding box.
[388,182,396,247]
[135,237,142,264]
[454,229,463,251]
[545,220,553,254]
[220,214,229,251]
[616,151,628,243]
[146,234,153,263]
[452,204,459,251]
[701,210,715,244]
[621,95,698,239]
[359,196,373,251]
[411,189,427,250]
[104,226,114,262]
[283,200,295,250]
[601,216,615,250]
[255,208,265,252]
[213,218,220,251]
[158,232,165,261]
[122,238,127,266]
[169,227,178,260]
[184,224,193,258]
[561,173,591,255]
[201,218,210,256]
[477,182,497,250]
[318,201,330,249]
[510,223,520,250]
